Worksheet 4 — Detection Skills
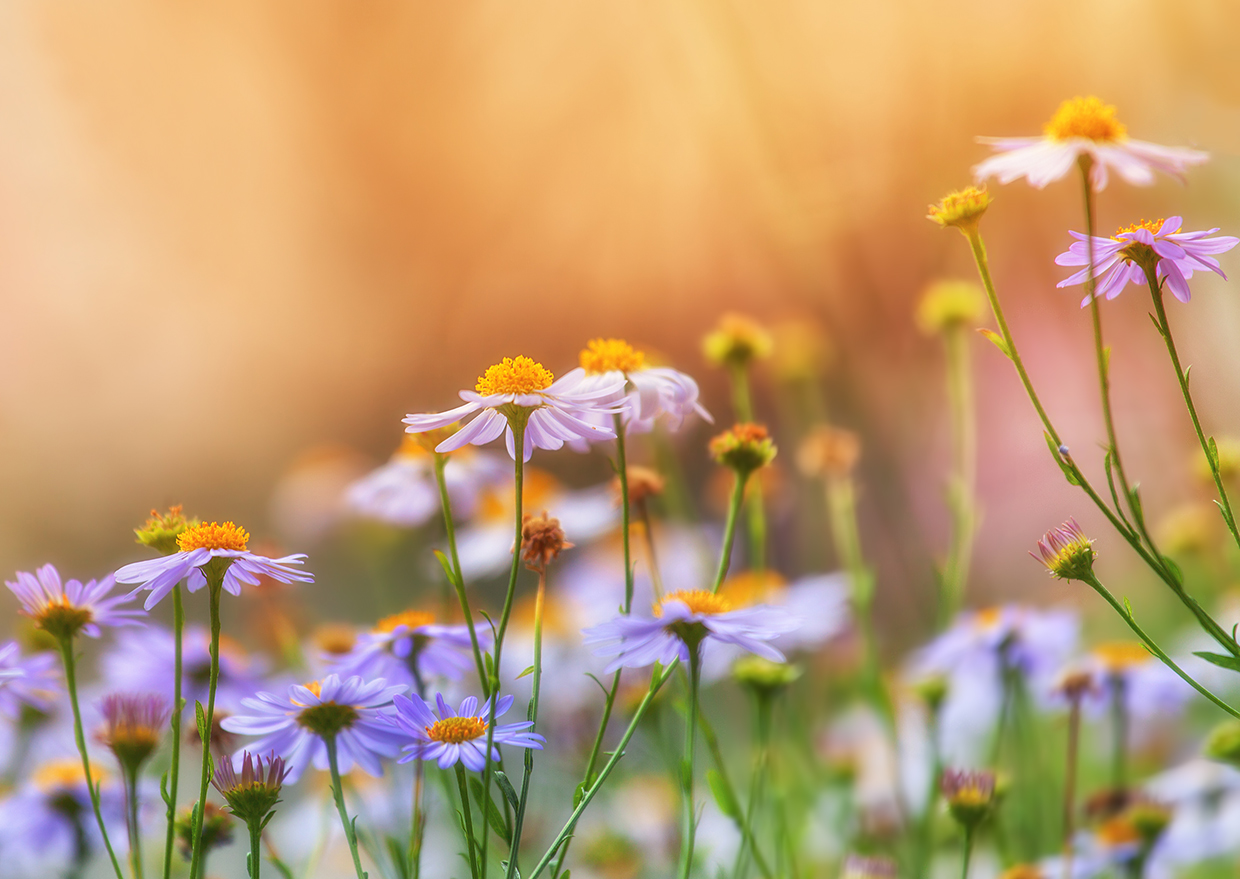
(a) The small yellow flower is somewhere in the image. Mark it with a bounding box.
[702,313,773,367]
[927,186,991,232]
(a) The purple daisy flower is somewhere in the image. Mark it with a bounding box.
[403,355,626,462]
[388,692,544,771]
[6,565,144,641]
[324,610,489,689]
[114,520,313,611]
[220,674,405,784]
[1056,216,1238,305]
[0,642,60,717]
[582,590,800,673]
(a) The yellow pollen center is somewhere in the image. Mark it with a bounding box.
[974,607,1003,631]
[1114,218,1165,238]
[303,680,323,699]
[1043,96,1127,142]
[579,338,646,374]
[1093,641,1150,672]
[719,571,787,606]
[177,521,250,553]
[655,590,734,617]
[375,610,435,634]
[475,356,554,396]
[1097,817,1141,847]
[426,716,488,744]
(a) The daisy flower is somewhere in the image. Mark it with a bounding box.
[1055,217,1238,305]
[582,590,799,672]
[114,520,313,611]
[403,355,626,462]
[324,609,489,689]
[6,565,143,642]
[1078,641,1191,728]
[220,674,404,784]
[974,95,1208,191]
[0,642,60,717]
[388,692,544,771]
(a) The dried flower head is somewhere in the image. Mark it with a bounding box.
[212,750,287,827]
[615,465,666,506]
[917,280,986,334]
[520,511,574,570]
[797,425,860,479]
[134,505,199,556]
[1032,518,1096,580]
[702,313,774,368]
[96,693,170,773]
[709,423,777,474]
[927,186,990,232]
[940,768,997,828]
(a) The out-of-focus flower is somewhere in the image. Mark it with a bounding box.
[346,437,507,528]
[269,444,370,544]
[583,590,798,672]
[917,280,986,334]
[134,505,198,556]
[797,426,860,479]
[1142,758,1240,870]
[927,186,990,231]
[0,642,60,717]
[840,854,898,879]
[1055,217,1238,305]
[6,565,143,641]
[114,521,313,611]
[96,693,169,774]
[1032,518,1096,581]
[212,750,287,826]
[1204,719,1240,766]
[1082,641,1191,727]
[175,801,234,862]
[770,319,832,383]
[702,313,773,368]
[325,610,487,689]
[221,675,405,784]
[616,465,666,506]
[403,355,626,462]
[732,656,801,696]
[1155,503,1218,556]
[940,767,996,828]
[575,338,712,436]
[709,423,777,473]
[974,96,1208,191]
[1197,436,1240,483]
[718,570,850,656]
[388,692,544,771]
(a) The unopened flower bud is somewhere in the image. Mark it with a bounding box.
[911,674,949,713]
[1204,719,1240,767]
[135,506,198,556]
[709,424,777,474]
[702,313,774,368]
[176,802,234,861]
[940,768,996,829]
[1123,800,1171,847]
[733,656,802,696]
[1032,518,1096,581]
[96,693,170,774]
[917,280,986,334]
[927,186,990,232]
[797,426,860,479]
[520,511,573,570]
[212,751,288,827]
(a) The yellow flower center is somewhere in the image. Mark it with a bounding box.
[34,758,106,792]
[1096,817,1141,847]
[426,716,488,743]
[1093,641,1150,672]
[580,338,646,374]
[655,590,734,617]
[1114,218,1165,238]
[475,356,554,396]
[973,607,1004,631]
[35,596,94,639]
[1043,96,1126,142]
[177,521,250,553]
[374,610,435,634]
[303,680,323,699]
[719,571,786,607]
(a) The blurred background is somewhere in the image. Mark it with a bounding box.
[3,0,1240,648]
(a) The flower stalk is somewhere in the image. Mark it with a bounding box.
[163,586,184,879]
[676,642,704,879]
[187,577,224,879]
[325,736,369,879]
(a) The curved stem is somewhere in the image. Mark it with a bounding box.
[162,585,184,879]
[187,583,223,879]
[326,736,368,879]
[712,472,750,592]
[677,646,703,879]
[59,637,127,879]
[434,453,490,695]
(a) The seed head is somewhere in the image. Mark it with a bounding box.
[520,511,573,571]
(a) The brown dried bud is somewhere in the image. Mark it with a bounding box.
[520,511,573,570]
[614,466,666,506]
[797,425,860,479]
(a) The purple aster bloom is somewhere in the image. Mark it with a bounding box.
[388,692,544,771]
[1077,642,1192,728]
[221,674,405,784]
[1056,216,1238,305]
[6,565,144,641]
[324,610,490,689]
[114,520,313,611]
[0,642,60,717]
[403,356,626,462]
[582,590,800,673]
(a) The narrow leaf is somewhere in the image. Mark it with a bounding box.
[1194,651,1240,673]
[470,777,512,844]
[495,771,521,813]
[707,770,740,819]
[433,550,459,588]
[977,328,1011,359]
[516,665,535,680]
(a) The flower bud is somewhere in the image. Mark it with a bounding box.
[916,280,986,334]
[134,506,199,556]
[1031,518,1096,581]
[212,751,288,827]
[733,656,802,696]
[709,424,777,474]
[702,313,774,368]
[615,466,666,506]
[176,802,234,861]
[840,854,898,879]
[96,693,170,775]
[910,674,949,714]
[940,768,996,829]
[927,186,990,232]
[1204,719,1240,766]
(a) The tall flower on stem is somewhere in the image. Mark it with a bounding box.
[6,565,142,879]
[97,693,170,879]
[212,751,288,879]
[941,768,997,879]
[708,424,777,587]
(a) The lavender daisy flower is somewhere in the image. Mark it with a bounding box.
[0,642,60,717]
[974,95,1208,192]
[388,692,544,771]
[582,590,799,673]
[325,610,489,689]
[114,520,313,610]
[1079,642,1191,729]
[403,355,626,462]
[6,565,143,641]
[220,674,405,784]
[1056,217,1238,305]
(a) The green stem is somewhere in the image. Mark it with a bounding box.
[187,582,223,879]
[1062,697,1081,879]
[124,764,144,879]
[677,646,703,879]
[434,453,490,695]
[530,664,677,879]
[731,695,772,879]
[712,472,750,592]
[728,362,755,422]
[960,826,975,879]
[940,323,977,623]
[615,417,635,612]
[505,567,548,879]
[162,585,183,879]
[699,713,776,879]
[326,737,368,879]
[247,819,262,879]
[745,480,767,574]
[409,760,426,879]
[638,499,666,599]
[455,764,481,879]
[1109,675,1128,792]
[59,638,127,879]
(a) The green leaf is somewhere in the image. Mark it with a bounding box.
[495,771,521,813]
[470,777,512,845]
[1102,345,1112,377]
[268,855,296,879]
[195,701,209,745]
[1148,312,1165,336]
[1208,436,1220,470]
[1043,432,1080,486]
[516,665,535,680]
[572,780,589,809]
[1160,555,1184,586]
[1194,651,1240,673]
[977,328,1011,359]
[433,550,459,588]
[160,770,172,808]
[706,770,739,819]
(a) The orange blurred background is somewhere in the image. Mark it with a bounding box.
[3,0,1240,643]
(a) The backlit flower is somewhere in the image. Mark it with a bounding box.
[221,674,404,784]
[1032,518,1096,580]
[974,96,1208,191]
[387,692,544,771]
[582,590,799,672]
[212,750,287,826]
[96,693,170,773]
[114,520,313,610]
[325,610,489,689]
[403,355,626,462]
[6,565,143,641]
[1055,217,1238,305]
[0,642,60,717]
[574,338,712,438]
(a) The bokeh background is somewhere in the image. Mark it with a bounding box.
[4,0,1240,647]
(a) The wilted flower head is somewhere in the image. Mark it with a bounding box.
[940,768,997,827]
[917,280,986,334]
[709,423,777,474]
[212,750,287,826]
[615,465,666,506]
[97,692,170,772]
[797,425,860,479]
[520,511,573,570]
[840,854,898,879]
[927,186,990,232]
[1032,518,1096,580]
[6,565,143,641]
[702,313,773,367]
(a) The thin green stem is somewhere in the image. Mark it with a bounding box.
[940,324,977,623]
[409,760,426,879]
[124,765,144,879]
[162,585,184,879]
[712,472,750,592]
[1062,697,1081,879]
[615,417,635,612]
[506,567,548,879]
[677,646,703,879]
[699,713,776,879]
[247,819,262,879]
[187,582,223,879]
[731,695,772,879]
[638,499,666,599]
[326,737,368,879]
[455,764,481,879]
[434,453,490,695]
[1110,676,1128,792]
[59,638,127,879]
[960,826,975,879]
[728,362,755,422]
